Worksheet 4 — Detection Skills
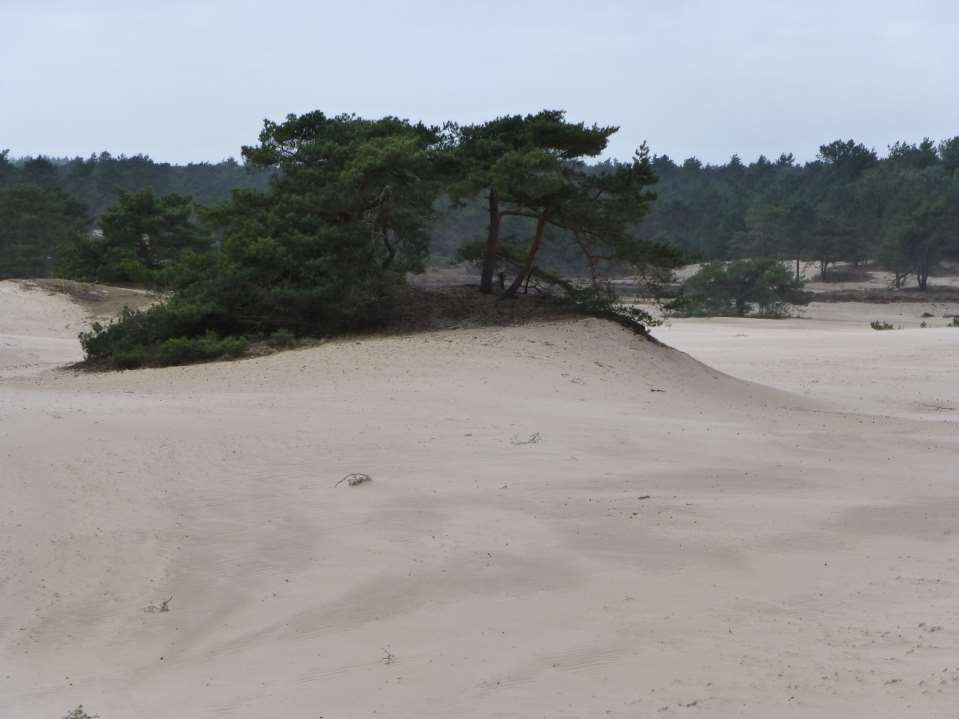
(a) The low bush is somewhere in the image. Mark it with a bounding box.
[80,302,249,369]
[870,320,895,330]
[267,328,296,348]
[111,332,248,369]
[668,259,808,318]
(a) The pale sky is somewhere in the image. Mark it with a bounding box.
[3,0,958,165]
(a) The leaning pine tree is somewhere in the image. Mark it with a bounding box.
[451,110,682,325]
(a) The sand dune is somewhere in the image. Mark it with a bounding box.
[2,280,958,718]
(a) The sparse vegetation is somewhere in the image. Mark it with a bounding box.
[143,595,173,614]
[870,320,896,330]
[62,706,98,719]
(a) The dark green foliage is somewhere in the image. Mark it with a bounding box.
[870,320,895,331]
[0,184,89,278]
[876,167,955,290]
[672,259,808,317]
[58,190,209,284]
[79,305,249,369]
[939,137,959,174]
[448,110,679,295]
[154,334,249,367]
[267,328,296,348]
[621,135,959,290]
[9,114,954,368]
[79,112,446,367]
[0,153,270,216]
[238,111,442,275]
[817,140,878,177]
[0,152,267,278]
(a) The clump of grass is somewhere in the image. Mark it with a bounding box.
[63,707,98,719]
[951,316,959,328]
[870,320,895,331]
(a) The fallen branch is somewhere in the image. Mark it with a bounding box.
[335,473,373,487]
[143,595,173,614]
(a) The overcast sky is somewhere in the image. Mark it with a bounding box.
[3,0,958,165]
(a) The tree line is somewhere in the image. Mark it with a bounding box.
[633,138,959,289]
[0,151,268,278]
[2,112,957,366]
[3,131,958,290]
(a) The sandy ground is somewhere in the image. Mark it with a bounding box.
[0,282,90,380]
[2,279,958,719]
[654,301,959,422]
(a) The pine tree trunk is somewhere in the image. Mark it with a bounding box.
[505,214,548,297]
[479,189,500,294]
[917,259,929,290]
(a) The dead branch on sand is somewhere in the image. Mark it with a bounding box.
[143,595,173,614]
[335,473,373,487]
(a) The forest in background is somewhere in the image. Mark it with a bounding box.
[3,135,958,290]
[0,152,269,277]
[433,137,959,290]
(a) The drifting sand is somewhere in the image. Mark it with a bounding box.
[1,280,958,718]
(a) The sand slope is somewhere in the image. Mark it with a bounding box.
[0,282,89,379]
[2,280,958,718]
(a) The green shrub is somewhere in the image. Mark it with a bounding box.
[267,328,296,348]
[870,320,895,330]
[101,333,248,369]
[156,333,248,366]
[80,302,219,361]
[80,302,250,368]
[669,259,808,317]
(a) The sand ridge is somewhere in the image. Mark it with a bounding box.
[1,280,958,718]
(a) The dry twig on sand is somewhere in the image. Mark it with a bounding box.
[510,432,542,446]
[335,473,373,487]
[143,596,173,614]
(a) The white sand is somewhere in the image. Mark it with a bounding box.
[0,282,88,379]
[2,279,958,718]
